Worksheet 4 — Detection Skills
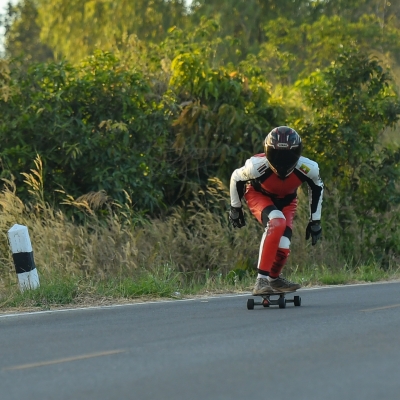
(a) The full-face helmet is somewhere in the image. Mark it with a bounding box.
[264,126,302,179]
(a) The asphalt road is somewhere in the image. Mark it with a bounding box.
[1,282,400,400]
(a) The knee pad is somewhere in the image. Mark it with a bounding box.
[261,207,285,227]
[266,213,286,237]
[267,209,286,221]
[278,236,291,249]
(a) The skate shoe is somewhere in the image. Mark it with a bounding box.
[269,276,301,292]
[252,278,275,295]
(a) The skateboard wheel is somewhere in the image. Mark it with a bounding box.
[294,296,301,307]
[278,297,286,309]
[247,299,255,310]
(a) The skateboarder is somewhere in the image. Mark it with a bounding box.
[228,126,324,295]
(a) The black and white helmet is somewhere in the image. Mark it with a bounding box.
[264,126,302,179]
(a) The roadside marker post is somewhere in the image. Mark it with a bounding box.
[7,224,40,292]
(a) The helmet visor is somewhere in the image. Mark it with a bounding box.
[266,148,300,177]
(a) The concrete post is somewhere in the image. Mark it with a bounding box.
[7,224,40,292]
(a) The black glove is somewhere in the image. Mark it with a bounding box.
[229,206,246,228]
[306,220,322,245]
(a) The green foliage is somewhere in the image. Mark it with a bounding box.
[318,0,400,26]
[164,21,287,196]
[258,14,400,84]
[0,15,292,212]
[1,0,54,64]
[298,50,400,186]
[3,0,400,83]
[2,1,400,270]
[189,0,316,60]
[0,51,172,211]
[297,49,400,262]
[36,0,188,63]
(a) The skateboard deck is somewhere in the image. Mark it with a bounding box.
[247,291,301,309]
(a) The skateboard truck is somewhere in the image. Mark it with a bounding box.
[247,292,301,309]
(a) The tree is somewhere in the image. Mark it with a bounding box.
[0,21,288,214]
[164,19,287,197]
[317,0,400,27]
[1,0,54,63]
[0,51,172,212]
[189,0,314,60]
[36,0,188,63]
[255,14,400,85]
[297,49,400,261]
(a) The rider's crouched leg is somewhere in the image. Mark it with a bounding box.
[253,215,287,295]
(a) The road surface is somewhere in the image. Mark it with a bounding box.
[1,282,400,400]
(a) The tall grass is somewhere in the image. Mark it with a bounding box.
[0,156,399,310]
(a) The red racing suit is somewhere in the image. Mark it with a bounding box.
[230,153,324,277]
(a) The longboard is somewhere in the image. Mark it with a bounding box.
[247,291,301,309]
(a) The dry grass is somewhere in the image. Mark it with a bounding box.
[1,158,400,310]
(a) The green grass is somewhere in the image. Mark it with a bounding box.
[297,263,399,287]
[1,263,399,312]
[0,266,187,311]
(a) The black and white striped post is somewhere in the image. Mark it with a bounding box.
[7,224,40,292]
